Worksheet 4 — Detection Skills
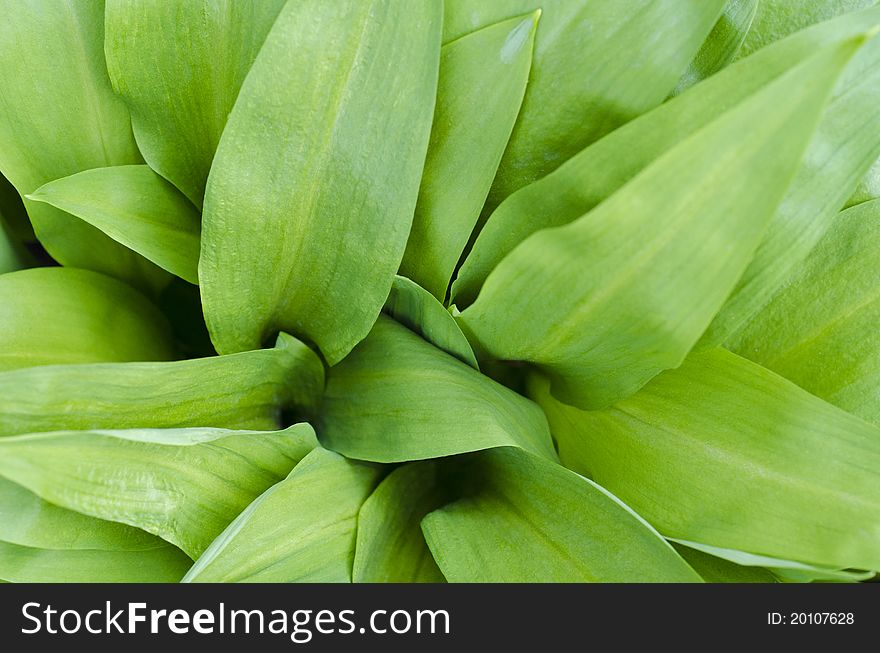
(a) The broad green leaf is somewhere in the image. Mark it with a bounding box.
[672,0,759,95]
[457,38,861,410]
[727,200,880,427]
[0,424,317,559]
[184,447,381,582]
[532,349,880,571]
[739,0,877,57]
[0,332,323,437]
[671,539,875,583]
[422,447,701,583]
[353,462,447,583]
[105,0,286,207]
[0,267,175,371]
[29,166,201,284]
[318,315,555,463]
[453,8,880,309]
[200,0,442,364]
[444,0,726,209]
[0,477,191,582]
[0,539,190,583]
[398,12,537,300]
[671,544,779,583]
[0,0,166,292]
[383,276,478,369]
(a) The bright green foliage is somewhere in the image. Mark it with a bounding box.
[0,0,879,585]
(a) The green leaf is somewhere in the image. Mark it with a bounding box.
[0,0,166,292]
[739,0,878,57]
[353,461,447,583]
[184,447,381,582]
[383,276,478,369]
[0,539,190,583]
[0,267,175,371]
[0,424,317,559]
[457,37,862,410]
[0,477,190,582]
[727,200,880,427]
[29,165,201,284]
[104,0,286,207]
[0,332,323,437]
[318,315,555,463]
[672,0,759,95]
[422,447,701,582]
[454,8,880,311]
[671,543,779,583]
[671,539,875,583]
[532,348,880,571]
[200,0,442,364]
[0,173,33,242]
[444,0,727,209]
[398,12,537,300]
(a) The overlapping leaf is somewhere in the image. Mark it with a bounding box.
[728,199,880,426]
[457,37,862,410]
[0,332,323,437]
[30,165,200,284]
[443,0,726,209]
[532,349,880,571]
[672,0,758,95]
[383,276,478,369]
[0,0,165,291]
[422,447,701,582]
[184,447,381,582]
[353,462,448,583]
[398,12,537,300]
[200,0,442,364]
[0,424,317,558]
[0,267,175,371]
[318,316,555,463]
[454,9,880,311]
[104,0,287,207]
[738,0,877,57]
[0,477,190,582]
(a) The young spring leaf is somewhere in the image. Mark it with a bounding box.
[353,461,448,583]
[421,447,702,582]
[457,36,862,410]
[383,276,478,369]
[454,8,880,310]
[444,0,726,210]
[0,424,318,559]
[532,349,880,572]
[0,0,165,292]
[398,12,538,300]
[671,0,759,95]
[0,332,323,437]
[727,199,880,427]
[104,0,287,207]
[0,267,175,371]
[184,448,381,582]
[29,165,201,284]
[318,315,555,463]
[0,477,191,582]
[200,0,442,364]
